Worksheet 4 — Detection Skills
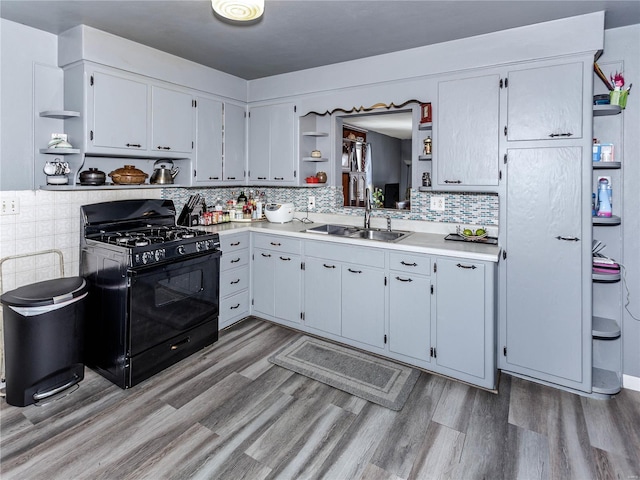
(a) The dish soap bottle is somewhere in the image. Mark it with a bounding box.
[597,178,612,217]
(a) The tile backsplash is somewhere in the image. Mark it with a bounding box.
[162,186,499,225]
[0,189,162,293]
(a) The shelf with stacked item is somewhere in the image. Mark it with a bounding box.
[416,118,433,191]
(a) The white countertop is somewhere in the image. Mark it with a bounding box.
[199,215,501,263]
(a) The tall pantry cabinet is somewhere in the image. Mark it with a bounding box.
[498,56,595,394]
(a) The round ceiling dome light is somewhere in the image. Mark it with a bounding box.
[212,0,264,22]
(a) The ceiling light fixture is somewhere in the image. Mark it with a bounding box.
[211,0,264,22]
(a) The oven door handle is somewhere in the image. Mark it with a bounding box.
[170,337,191,350]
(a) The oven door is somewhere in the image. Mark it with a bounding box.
[128,250,220,357]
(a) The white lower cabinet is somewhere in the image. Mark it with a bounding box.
[252,234,302,325]
[341,265,386,349]
[303,257,342,335]
[303,240,386,351]
[388,252,433,363]
[434,257,495,388]
[250,233,497,390]
[219,233,250,328]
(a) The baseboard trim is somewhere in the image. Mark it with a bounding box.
[623,374,640,392]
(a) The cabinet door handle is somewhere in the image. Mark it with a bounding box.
[226,176,236,180]
[125,143,142,148]
[230,241,241,246]
[456,263,477,269]
[270,242,281,246]
[230,257,241,263]
[209,176,220,180]
[279,256,291,261]
[157,146,171,150]
[230,303,240,310]
[400,261,418,267]
[347,268,362,274]
[230,279,240,284]
[257,177,267,180]
[274,177,284,180]
[323,264,336,269]
[395,276,413,282]
[548,132,574,138]
[444,179,462,184]
[556,235,580,242]
[261,253,271,258]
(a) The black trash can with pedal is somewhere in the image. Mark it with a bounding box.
[1,277,87,406]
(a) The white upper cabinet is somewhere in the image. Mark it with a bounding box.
[248,102,296,183]
[248,105,271,181]
[269,103,296,181]
[223,103,246,182]
[435,73,501,188]
[506,62,583,141]
[91,70,148,152]
[194,96,223,183]
[151,85,193,154]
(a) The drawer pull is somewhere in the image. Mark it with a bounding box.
[230,241,241,246]
[395,276,413,282]
[323,264,336,269]
[456,263,477,269]
[400,261,418,267]
[279,256,291,261]
[170,337,190,350]
[230,257,241,263]
[444,179,462,184]
[230,303,241,310]
[270,242,282,246]
[347,268,362,274]
[230,279,240,284]
[261,253,271,258]
[125,143,142,148]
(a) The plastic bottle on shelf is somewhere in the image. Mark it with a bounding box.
[597,178,612,217]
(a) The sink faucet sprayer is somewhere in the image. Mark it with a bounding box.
[364,187,372,229]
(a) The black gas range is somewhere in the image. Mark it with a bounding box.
[80,199,221,388]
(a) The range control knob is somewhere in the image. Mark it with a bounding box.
[177,245,186,255]
[142,251,154,264]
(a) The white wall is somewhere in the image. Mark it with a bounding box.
[248,12,605,104]
[600,25,640,382]
[0,20,58,190]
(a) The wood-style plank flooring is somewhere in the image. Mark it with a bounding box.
[1,318,639,479]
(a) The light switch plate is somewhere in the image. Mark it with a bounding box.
[430,196,445,211]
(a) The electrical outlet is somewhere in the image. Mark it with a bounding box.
[307,196,316,210]
[1,198,19,215]
[430,196,445,211]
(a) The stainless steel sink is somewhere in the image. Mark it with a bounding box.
[350,228,412,243]
[305,224,361,236]
[305,224,412,243]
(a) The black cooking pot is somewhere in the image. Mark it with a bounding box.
[79,168,106,186]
